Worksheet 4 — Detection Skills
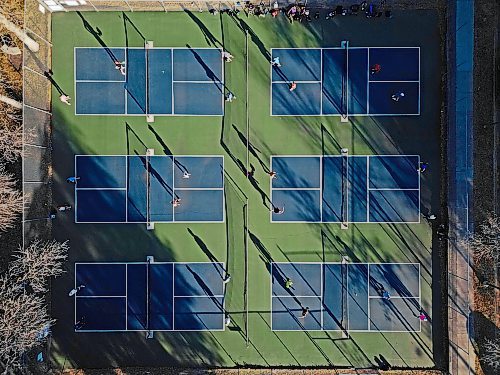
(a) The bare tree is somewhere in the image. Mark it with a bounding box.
[481,338,500,370]
[0,34,20,56]
[0,8,38,53]
[0,275,54,373]
[10,240,69,294]
[468,214,500,265]
[0,165,23,232]
[0,239,68,372]
[0,73,22,110]
[0,103,22,163]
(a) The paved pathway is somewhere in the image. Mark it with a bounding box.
[447,1,475,374]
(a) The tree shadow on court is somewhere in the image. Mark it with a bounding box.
[320,228,358,263]
[320,226,434,362]
[321,123,342,155]
[46,106,235,369]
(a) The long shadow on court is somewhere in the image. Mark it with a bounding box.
[184,9,222,47]
[76,12,146,113]
[228,15,271,62]
[187,228,221,270]
[47,109,232,368]
[185,44,224,86]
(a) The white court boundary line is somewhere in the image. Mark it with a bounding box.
[74,47,224,116]
[74,261,226,332]
[270,262,422,333]
[74,154,225,224]
[269,46,421,117]
[270,155,421,224]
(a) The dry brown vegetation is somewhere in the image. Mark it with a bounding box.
[0,164,23,232]
[0,275,54,372]
[469,214,500,375]
[0,239,67,372]
[58,369,445,375]
[10,239,69,294]
[0,0,23,164]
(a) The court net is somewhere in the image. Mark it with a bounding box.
[341,257,349,337]
[146,256,153,338]
[341,149,349,228]
[146,149,154,230]
[145,42,154,122]
[341,41,349,122]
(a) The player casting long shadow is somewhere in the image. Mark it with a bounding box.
[248,163,272,207]
[43,71,67,96]
[76,12,146,113]
[231,124,269,172]
[185,44,222,82]
[125,123,148,155]
[228,14,271,61]
[122,12,146,49]
[76,12,122,66]
[147,125,189,173]
[248,232,273,266]
[185,265,225,311]
[184,9,222,48]
[272,66,291,83]
[187,228,224,278]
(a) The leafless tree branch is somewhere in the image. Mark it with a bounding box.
[0,165,22,232]
[10,240,69,294]
[481,338,500,369]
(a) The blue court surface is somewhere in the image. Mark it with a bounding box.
[271,262,421,332]
[271,47,420,116]
[75,47,224,116]
[270,155,420,223]
[74,262,226,332]
[74,155,224,223]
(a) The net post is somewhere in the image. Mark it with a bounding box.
[341,40,349,123]
[341,148,349,230]
[146,256,154,339]
[145,41,154,123]
[146,149,155,230]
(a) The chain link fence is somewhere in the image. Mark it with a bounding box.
[38,0,298,12]
[23,0,53,247]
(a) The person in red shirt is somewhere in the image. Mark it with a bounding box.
[370,63,381,75]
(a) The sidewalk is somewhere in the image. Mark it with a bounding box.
[447,1,475,374]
